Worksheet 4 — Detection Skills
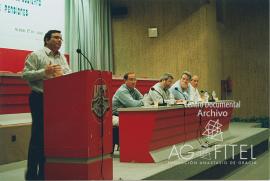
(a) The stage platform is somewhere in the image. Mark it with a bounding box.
[0,113,31,165]
[112,122,269,180]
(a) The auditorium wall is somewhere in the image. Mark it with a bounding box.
[111,0,222,105]
[220,0,269,117]
[111,0,269,118]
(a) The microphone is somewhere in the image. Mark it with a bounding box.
[76,48,94,70]
[150,87,167,106]
[174,87,187,100]
[200,90,206,94]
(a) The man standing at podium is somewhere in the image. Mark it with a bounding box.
[112,72,144,126]
[22,30,72,180]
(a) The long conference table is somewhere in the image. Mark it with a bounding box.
[118,101,234,163]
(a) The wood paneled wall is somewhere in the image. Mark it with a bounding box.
[111,0,221,94]
[111,0,269,118]
[220,0,269,117]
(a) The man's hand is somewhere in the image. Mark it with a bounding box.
[175,99,187,104]
[45,62,55,77]
[52,64,64,77]
[45,63,63,78]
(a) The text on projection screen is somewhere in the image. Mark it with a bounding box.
[0,0,65,52]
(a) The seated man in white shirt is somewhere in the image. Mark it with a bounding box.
[189,75,201,102]
[148,73,175,105]
[169,71,191,102]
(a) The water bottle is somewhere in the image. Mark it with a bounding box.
[204,92,209,102]
[212,91,217,101]
[194,93,199,103]
[143,93,150,107]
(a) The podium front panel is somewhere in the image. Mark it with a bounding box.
[44,70,112,158]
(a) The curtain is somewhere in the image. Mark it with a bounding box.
[68,0,113,72]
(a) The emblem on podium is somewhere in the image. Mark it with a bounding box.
[91,78,110,120]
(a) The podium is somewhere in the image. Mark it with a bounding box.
[44,70,113,180]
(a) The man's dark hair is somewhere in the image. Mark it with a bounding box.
[160,73,174,81]
[181,71,192,80]
[44,30,61,46]
[123,72,135,80]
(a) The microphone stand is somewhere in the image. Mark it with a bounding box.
[174,87,188,100]
[151,87,167,106]
[76,49,94,71]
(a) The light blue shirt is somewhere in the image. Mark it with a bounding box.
[112,84,144,116]
[169,80,189,100]
[22,47,72,93]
